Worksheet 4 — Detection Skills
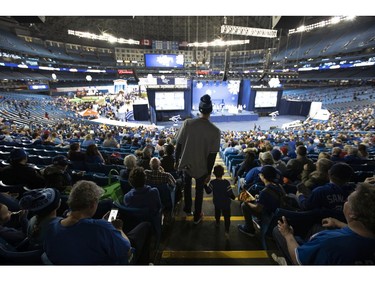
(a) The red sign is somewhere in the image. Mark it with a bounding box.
[117,69,134,74]
[196,70,210,75]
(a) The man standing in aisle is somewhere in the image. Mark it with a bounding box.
[175,94,221,224]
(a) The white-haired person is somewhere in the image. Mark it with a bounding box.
[120,154,138,180]
[43,180,152,265]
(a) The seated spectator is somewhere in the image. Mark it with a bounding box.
[287,140,303,159]
[235,150,257,183]
[357,143,369,159]
[330,147,343,162]
[19,188,61,250]
[67,142,85,162]
[41,155,74,192]
[50,132,62,145]
[145,157,176,222]
[297,162,355,211]
[143,138,155,155]
[137,147,152,170]
[155,138,165,154]
[239,151,275,195]
[306,139,316,154]
[102,132,120,148]
[300,158,334,193]
[124,167,162,216]
[280,146,290,164]
[85,144,105,164]
[0,203,27,246]
[30,132,43,145]
[285,145,314,183]
[0,129,13,142]
[131,137,141,149]
[81,133,96,148]
[44,180,152,265]
[0,148,46,191]
[273,182,375,265]
[41,134,55,146]
[223,140,239,156]
[343,146,363,165]
[160,143,177,175]
[145,157,176,187]
[238,165,285,237]
[318,152,331,160]
[271,148,287,176]
[120,154,138,180]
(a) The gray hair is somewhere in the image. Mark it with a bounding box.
[149,157,161,170]
[68,180,104,211]
[124,154,137,170]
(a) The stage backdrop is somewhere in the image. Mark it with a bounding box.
[191,80,240,112]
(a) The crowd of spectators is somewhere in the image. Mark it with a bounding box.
[0,89,374,265]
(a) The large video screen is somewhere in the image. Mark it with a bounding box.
[144,54,184,68]
[155,91,185,110]
[254,91,278,108]
[191,80,240,112]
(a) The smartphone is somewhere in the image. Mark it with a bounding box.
[108,209,118,222]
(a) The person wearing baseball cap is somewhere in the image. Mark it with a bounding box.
[19,188,62,249]
[238,165,286,237]
[0,148,46,192]
[41,155,73,192]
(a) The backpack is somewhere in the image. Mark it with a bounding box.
[262,185,300,211]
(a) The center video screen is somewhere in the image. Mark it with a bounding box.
[191,80,240,112]
[144,54,184,68]
[254,91,278,108]
[155,91,185,110]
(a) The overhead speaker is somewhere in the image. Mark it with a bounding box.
[257,72,267,82]
[223,71,228,82]
[222,48,230,81]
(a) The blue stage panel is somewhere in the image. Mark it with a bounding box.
[190,110,258,122]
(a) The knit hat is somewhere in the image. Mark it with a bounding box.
[199,94,213,114]
[271,149,282,161]
[259,151,275,165]
[9,148,28,162]
[260,165,281,183]
[19,188,61,215]
[52,155,71,166]
[329,162,354,182]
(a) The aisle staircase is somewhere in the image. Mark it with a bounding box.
[156,155,277,265]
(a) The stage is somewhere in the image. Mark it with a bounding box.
[89,115,307,132]
[190,110,259,122]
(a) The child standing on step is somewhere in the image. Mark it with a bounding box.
[205,164,235,239]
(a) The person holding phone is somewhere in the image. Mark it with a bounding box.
[273,182,375,265]
[108,209,119,222]
[43,180,152,265]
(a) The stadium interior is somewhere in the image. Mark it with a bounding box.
[0,15,374,267]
